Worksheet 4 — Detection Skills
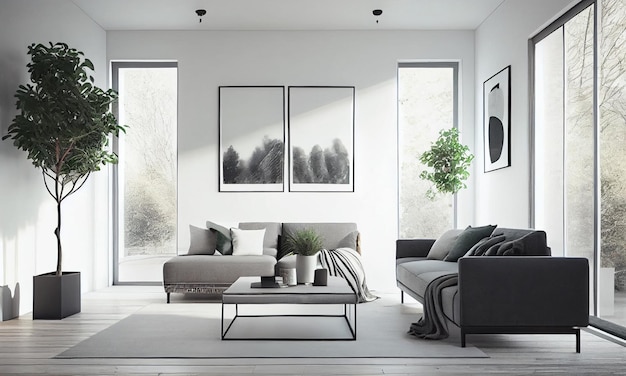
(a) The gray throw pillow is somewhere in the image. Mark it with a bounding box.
[187,225,217,255]
[444,224,497,262]
[207,221,233,255]
[427,229,463,260]
[337,231,359,251]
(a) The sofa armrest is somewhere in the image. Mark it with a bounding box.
[396,239,436,259]
[458,256,589,327]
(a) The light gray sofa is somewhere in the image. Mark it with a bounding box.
[396,227,589,352]
[163,222,358,303]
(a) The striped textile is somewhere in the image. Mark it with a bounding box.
[318,247,378,303]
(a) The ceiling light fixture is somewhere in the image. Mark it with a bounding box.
[372,9,383,24]
[195,9,207,23]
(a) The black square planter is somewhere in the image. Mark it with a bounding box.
[33,271,81,320]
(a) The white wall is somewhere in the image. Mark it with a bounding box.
[0,0,108,315]
[474,0,576,228]
[107,30,476,290]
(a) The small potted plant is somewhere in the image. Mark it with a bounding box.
[419,128,474,200]
[283,229,324,284]
[2,42,126,319]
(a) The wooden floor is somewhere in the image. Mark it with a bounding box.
[1,286,625,376]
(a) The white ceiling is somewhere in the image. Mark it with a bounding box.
[71,0,506,31]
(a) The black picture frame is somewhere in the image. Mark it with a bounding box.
[218,86,285,192]
[483,65,511,173]
[288,86,355,192]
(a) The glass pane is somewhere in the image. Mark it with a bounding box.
[117,66,178,283]
[534,28,565,254]
[564,6,595,262]
[534,5,594,314]
[398,65,455,238]
[599,0,626,325]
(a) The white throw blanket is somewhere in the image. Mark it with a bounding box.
[318,247,378,303]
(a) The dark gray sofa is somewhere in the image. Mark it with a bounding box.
[163,222,358,303]
[396,227,589,352]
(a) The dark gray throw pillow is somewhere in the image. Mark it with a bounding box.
[466,234,506,256]
[501,231,549,256]
[187,225,217,255]
[207,221,233,255]
[444,224,497,262]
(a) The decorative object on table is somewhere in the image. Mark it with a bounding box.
[280,268,297,286]
[218,86,285,192]
[2,42,126,319]
[313,268,328,286]
[483,65,511,172]
[250,276,281,288]
[419,128,474,200]
[282,228,324,284]
[288,86,355,192]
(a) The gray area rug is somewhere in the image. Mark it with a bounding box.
[57,297,487,359]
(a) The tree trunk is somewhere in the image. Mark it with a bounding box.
[55,199,62,276]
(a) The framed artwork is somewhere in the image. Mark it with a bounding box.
[219,86,285,192]
[288,86,355,192]
[483,65,511,172]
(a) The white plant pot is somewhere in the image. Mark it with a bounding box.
[296,254,318,284]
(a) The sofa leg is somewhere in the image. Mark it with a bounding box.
[461,330,466,347]
[400,290,404,304]
[166,292,170,304]
[576,328,581,353]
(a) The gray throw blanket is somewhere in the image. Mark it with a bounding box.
[408,273,458,339]
[318,248,378,303]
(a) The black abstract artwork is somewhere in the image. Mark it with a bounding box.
[483,66,511,172]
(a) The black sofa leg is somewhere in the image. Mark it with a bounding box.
[166,292,170,304]
[400,290,404,304]
[576,328,581,353]
[461,330,466,347]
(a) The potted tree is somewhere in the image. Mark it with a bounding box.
[283,229,324,284]
[2,42,126,319]
[419,128,474,199]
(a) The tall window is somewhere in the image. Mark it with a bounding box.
[112,62,178,284]
[398,62,459,238]
[532,0,626,330]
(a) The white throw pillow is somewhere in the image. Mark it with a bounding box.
[230,228,265,256]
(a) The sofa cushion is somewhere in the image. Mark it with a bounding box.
[163,255,276,284]
[396,260,458,300]
[188,225,216,255]
[231,228,265,256]
[444,225,497,262]
[440,284,460,324]
[282,223,358,250]
[427,229,462,260]
[207,221,233,255]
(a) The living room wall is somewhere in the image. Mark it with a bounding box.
[106,29,476,290]
[0,0,109,315]
[474,0,575,230]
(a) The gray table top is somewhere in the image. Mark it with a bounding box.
[222,276,357,304]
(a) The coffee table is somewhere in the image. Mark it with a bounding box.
[221,276,357,340]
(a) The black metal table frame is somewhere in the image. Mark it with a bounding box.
[221,302,357,340]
